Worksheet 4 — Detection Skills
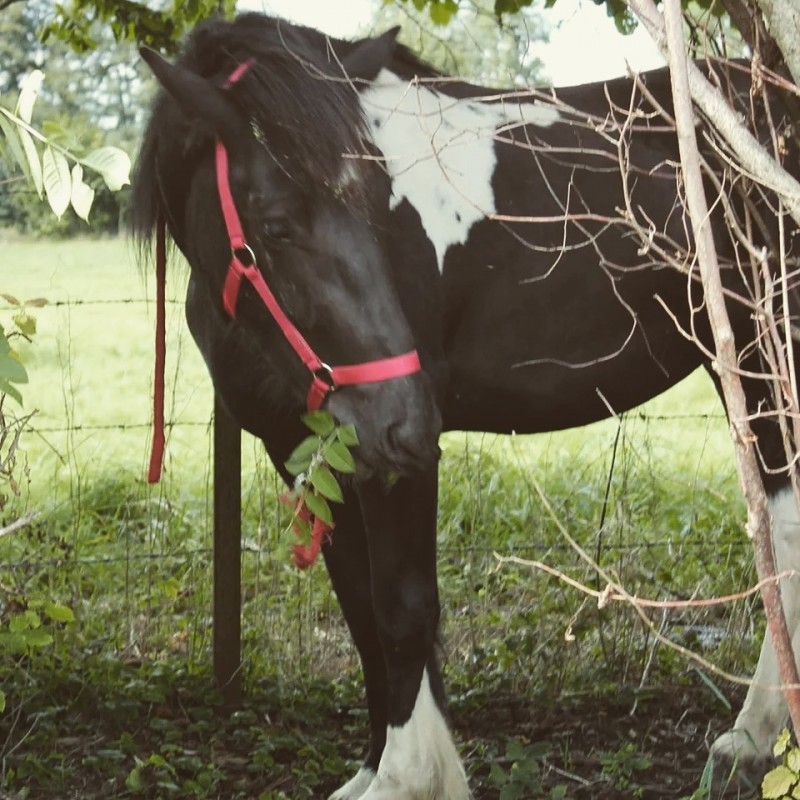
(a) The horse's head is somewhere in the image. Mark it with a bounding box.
[132,16,440,479]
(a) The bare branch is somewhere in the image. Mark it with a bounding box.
[627,0,800,229]
[0,511,37,539]
[495,554,800,611]
[660,0,800,736]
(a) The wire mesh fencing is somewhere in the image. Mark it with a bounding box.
[0,236,755,696]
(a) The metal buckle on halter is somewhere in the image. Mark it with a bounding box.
[313,362,335,392]
[232,243,257,267]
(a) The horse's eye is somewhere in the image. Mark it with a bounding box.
[263,217,292,241]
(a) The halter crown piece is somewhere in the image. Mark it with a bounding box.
[147,60,423,565]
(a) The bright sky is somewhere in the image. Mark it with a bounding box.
[237,0,665,86]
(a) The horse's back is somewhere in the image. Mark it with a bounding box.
[434,60,797,435]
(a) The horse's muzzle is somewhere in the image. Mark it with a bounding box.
[326,374,442,480]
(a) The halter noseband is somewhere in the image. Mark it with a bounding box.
[147,60,422,483]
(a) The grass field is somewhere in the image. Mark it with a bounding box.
[3,236,736,515]
[0,236,755,799]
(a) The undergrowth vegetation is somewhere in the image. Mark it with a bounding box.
[0,238,757,798]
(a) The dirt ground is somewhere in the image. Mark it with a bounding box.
[2,675,762,800]
[452,685,740,799]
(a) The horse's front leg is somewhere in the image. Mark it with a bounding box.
[353,468,469,800]
[323,487,389,800]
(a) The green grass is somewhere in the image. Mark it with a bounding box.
[0,236,755,799]
[0,235,751,676]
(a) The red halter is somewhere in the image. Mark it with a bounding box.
[147,61,422,483]
[215,140,421,412]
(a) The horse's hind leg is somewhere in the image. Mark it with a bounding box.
[705,357,800,789]
[711,480,800,786]
[351,468,469,800]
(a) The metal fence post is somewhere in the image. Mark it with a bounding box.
[213,395,242,706]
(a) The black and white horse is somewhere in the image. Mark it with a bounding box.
[131,13,800,798]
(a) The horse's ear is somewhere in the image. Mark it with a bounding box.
[140,47,242,144]
[340,27,400,83]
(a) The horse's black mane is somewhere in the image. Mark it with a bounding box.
[131,13,370,252]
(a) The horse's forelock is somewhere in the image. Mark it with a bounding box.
[131,14,371,254]
[180,15,367,185]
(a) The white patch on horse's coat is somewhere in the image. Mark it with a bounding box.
[712,487,800,765]
[361,71,560,272]
[329,766,376,800]
[358,668,469,800]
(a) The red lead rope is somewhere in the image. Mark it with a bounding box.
[148,219,167,483]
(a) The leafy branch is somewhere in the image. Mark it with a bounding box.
[0,70,131,221]
[0,294,45,406]
[283,411,358,569]
[762,730,800,799]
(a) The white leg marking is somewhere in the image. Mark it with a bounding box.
[359,668,470,800]
[713,487,800,764]
[361,71,559,272]
[329,767,376,800]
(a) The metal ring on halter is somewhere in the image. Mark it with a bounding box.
[232,244,257,266]
[313,362,335,390]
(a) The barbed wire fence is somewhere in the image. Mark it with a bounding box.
[0,243,757,704]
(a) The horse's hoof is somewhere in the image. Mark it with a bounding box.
[329,767,376,800]
[708,732,770,798]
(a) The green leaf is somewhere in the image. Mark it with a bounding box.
[70,163,95,222]
[302,410,336,436]
[10,610,40,632]
[24,628,53,649]
[775,729,793,758]
[429,0,458,25]
[763,765,797,799]
[310,466,344,503]
[81,146,131,191]
[692,667,732,712]
[43,146,71,218]
[323,439,356,473]
[44,602,75,623]
[0,353,28,383]
[285,435,321,476]
[0,378,23,405]
[788,748,800,774]
[13,311,36,337]
[488,762,508,787]
[500,783,524,800]
[336,424,359,447]
[303,491,333,526]
[125,766,145,792]
[0,114,32,184]
[0,689,6,714]
[18,126,43,198]
[15,70,44,124]
[506,738,527,761]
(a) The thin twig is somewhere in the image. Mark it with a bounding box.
[0,512,37,539]
[494,555,800,610]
